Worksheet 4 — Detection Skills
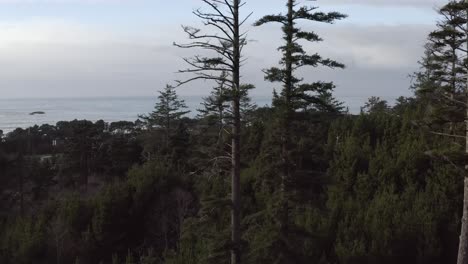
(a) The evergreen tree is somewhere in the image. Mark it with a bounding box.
[198,71,231,154]
[416,1,467,131]
[198,71,230,130]
[198,80,256,163]
[142,84,190,139]
[254,0,346,113]
[427,1,466,96]
[412,1,468,263]
[326,107,461,263]
[238,84,257,124]
[252,1,346,262]
[139,85,190,161]
[362,96,390,114]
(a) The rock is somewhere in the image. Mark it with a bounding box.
[29,111,45,115]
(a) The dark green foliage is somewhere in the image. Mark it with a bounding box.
[140,85,191,164]
[141,85,190,131]
[326,109,461,264]
[254,0,346,113]
[362,97,390,114]
[197,71,230,127]
[1,217,49,263]
[0,158,194,264]
[241,111,338,264]
[247,1,346,263]
[413,1,468,128]
[0,99,466,263]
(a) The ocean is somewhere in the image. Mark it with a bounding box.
[0,96,373,134]
[0,96,272,134]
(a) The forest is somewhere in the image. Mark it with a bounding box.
[1,0,468,263]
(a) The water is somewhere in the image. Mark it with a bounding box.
[0,95,378,134]
[0,96,272,133]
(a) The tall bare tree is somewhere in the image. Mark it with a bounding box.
[175,1,251,263]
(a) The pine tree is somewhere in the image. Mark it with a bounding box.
[142,84,190,143]
[198,71,230,133]
[254,0,346,114]
[412,2,468,263]
[416,1,467,131]
[198,79,256,161]
[428,1,466,96]
[253,1,346,261]
[238,84,257,124]
[362,96,390,114]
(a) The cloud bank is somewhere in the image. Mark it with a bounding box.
[0,18,432,103]
[0,0,441,113]
[323,0,446,8]
[0,0,122,3]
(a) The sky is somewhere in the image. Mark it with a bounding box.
[0,0,448,107]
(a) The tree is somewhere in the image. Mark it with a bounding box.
[362,96,390,114]
[427,2,466,97]
[198,71,231,149]
[198,74,256,165]
[238,84,257,125]
[58,120,105,186]
[175,1,251,263]
[253,0,346,258]
[412,2,468,263]
[459,2,468,263]
[416,1,467,133]
[140,85,190,161]
[199,81,256,130]
[325,108,460,263]
[142,85,190,143]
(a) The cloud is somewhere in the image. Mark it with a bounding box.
[0,0,122,3]
[318,24,432,68]
[244,22,433,105]
[0,15,434,112]
[322,0,446,8]
[0,0,446,8]
[0,19,118,45]
[0,19,183,97]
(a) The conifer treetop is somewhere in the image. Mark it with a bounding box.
[254,0,347,112]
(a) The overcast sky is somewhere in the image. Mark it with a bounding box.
[0,0,448,107]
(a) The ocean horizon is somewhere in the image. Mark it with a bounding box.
[0,95,389,133]
[0,96,273,133]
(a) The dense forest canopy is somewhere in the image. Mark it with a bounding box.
[2,0,468,264]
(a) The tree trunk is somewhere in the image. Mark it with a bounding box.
[218,103,224,149]
[166,113,170,148]
[458,93,468,264]
[279,0,294,235]
[450,34,456,134]
[231,99,241,264]
[459,175,468,264]
[457,5,468,263]
[20,170,24,217]
[231,1,241,263]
